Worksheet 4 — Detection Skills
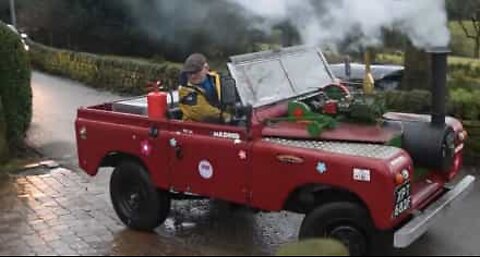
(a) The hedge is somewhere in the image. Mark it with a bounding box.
[30,42,182,95]
[0,22,32,154]
[463,121,480,161]
[0,100,8,163]
[384,88,480,159]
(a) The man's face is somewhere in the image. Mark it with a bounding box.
[189,63,210,84]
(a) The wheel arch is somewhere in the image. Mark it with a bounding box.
[284,184,371,216]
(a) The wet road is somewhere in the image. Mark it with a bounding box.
[25,72,120,169]
[0,166,301,256]
[0,71,477,255]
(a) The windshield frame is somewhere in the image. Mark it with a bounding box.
[228,46,336,108]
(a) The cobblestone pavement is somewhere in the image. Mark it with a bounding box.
[0,165,301,256]
[0,166,205,256]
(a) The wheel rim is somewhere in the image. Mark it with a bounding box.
[329,225,367,256]
[117,176,149,220]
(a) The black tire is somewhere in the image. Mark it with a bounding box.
[299,202,374,256]
[110,161,170,231]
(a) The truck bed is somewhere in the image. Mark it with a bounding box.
[109,92,179,116]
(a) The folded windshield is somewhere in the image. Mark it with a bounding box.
[228,47,335,108]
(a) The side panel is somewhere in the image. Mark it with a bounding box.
[250,140,409,230]
[75,117,171,190]
[166,121,251,204]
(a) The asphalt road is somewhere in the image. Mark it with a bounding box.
[25,71,479,255]
[26,72,120,168]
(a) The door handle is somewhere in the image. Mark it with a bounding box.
[175,145,183,159]
[169,138,183,160]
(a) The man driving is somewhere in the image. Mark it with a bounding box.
[179,53,231,123]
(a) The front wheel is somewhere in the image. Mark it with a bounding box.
[299,202,375,256]
[110,161,171,231]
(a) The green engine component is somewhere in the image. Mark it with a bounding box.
[288,101,312,119]
[347,94,386,123]
[286,101,337,137]
[324,85,348,101]
[266,91,387,137]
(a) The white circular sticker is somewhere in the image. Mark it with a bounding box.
[198,160,214,179]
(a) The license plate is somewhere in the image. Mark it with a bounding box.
[394,182,411,217]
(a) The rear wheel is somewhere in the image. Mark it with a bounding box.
[299,202,374,256]
[110,161,170,231]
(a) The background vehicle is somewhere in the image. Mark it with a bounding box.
[330,63,404,91]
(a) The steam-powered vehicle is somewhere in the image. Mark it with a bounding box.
[75,46,474,255]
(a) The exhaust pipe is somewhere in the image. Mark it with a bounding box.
[428,47,450,127]
[387,47,455,172]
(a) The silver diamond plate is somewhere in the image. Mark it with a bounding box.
[264,138,401,160]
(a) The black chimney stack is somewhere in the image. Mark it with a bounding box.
[428,47,450,127]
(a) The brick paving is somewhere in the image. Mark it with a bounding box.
[3,163,477,256]
[0,166,200,256]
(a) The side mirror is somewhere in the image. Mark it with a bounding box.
[233,103,253,130]
[221,76,238,106]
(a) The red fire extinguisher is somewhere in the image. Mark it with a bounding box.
[147,81,168,120]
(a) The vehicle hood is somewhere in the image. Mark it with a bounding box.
[262,121,401,144]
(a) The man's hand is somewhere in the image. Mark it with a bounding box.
[222,113,233,124]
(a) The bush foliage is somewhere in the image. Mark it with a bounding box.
[0,22,32,153]
[385,88,480,159]
[30,42,182,95]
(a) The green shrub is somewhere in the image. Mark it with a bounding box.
[276,239,349,256]
[385,88,480,159]
[30,42,182,95]
[449,21,478,58]
[0,100,8,163]
[384,90,432,113]
[448,88,480,121]
[0,22,32,150]
[463,121,480,161]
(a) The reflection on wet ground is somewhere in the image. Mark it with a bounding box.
[0,166,302,256]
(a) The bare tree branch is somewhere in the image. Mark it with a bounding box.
[472,16,480,34]
[459,20,477,39]
[476,10,480,32]
[474,19,480,34]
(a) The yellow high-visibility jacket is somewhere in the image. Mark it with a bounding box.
[179,72,230,123]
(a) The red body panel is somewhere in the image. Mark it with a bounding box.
[249,141,410,229]
[165,121,251,204]
[75,105,171,190]
[262,121,400,143]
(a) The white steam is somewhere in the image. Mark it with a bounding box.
[230,0,450,49]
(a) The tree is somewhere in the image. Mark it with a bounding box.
[448,0,480,58]
[458,10,480,58]
[401,42,430,91]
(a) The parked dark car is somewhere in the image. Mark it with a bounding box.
[330,63,404,91]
